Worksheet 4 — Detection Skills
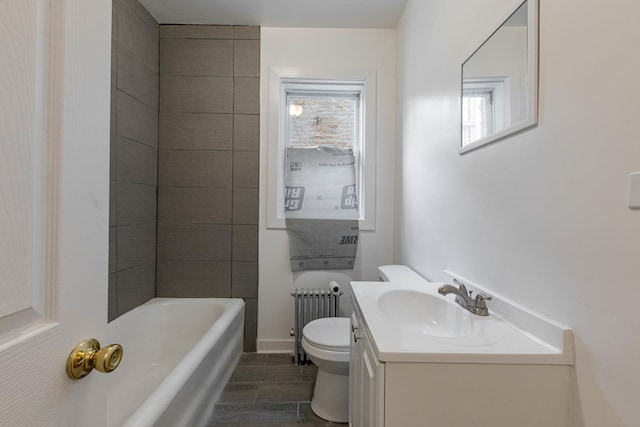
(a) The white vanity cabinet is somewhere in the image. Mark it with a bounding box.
[349,309,384,427]
[349,283,574,427]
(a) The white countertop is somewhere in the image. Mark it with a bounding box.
[351,268,574,365]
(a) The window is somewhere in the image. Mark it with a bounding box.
[280,80,363,221]
[462,78,509,146]
[267,70,376,230]
[462,89,494,144]
[278,80,364,219]
[286,92,359,151]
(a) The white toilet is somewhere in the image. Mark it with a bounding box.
[301,316,351,423]
[300,266,421,423]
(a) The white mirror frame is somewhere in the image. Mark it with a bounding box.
[459,0,538,154]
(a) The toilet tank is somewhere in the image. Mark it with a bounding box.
[377,265,429,285]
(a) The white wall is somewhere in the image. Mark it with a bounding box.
[397,0,640,426]
[258,28,396,352]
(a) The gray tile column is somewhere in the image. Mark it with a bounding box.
[109,0,159,321]
[157,25,260,351]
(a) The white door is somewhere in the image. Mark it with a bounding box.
[0,0,112,425]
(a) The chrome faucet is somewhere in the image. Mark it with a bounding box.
[438,279,492,316]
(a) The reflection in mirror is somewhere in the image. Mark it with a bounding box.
[461,0,537,152]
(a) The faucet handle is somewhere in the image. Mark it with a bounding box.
[452,279,469,296]
[474,293,492,307]
[473,293,492,316]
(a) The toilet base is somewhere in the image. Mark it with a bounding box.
[310,369,349,423]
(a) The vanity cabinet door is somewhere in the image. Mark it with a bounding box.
[350,309,385,427]
[360,340,384,427]
[349,312,362,426]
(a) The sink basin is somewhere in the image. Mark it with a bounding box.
[377,290,474,338]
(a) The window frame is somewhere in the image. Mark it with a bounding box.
[281,80,363,220]
[462,78,510,147]
[267,68,377,230]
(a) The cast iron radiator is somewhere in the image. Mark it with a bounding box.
[291,288,342,365]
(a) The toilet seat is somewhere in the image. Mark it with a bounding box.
[302,317,350,352]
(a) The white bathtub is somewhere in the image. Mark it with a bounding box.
[107,298,245,427]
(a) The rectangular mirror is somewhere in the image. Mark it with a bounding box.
[460,0,538,153]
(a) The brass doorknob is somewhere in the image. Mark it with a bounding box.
[66,338,123,380]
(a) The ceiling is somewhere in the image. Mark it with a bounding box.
[139,0,408,28]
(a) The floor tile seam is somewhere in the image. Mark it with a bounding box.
[236,363,290,367]
[263,364,298,367]
[253,395,313,402]
[252,387,311,396]
[233,374,302,378]
[225,383,262,387]
[213,401,300,406]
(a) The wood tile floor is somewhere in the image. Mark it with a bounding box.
[207,353,348,426]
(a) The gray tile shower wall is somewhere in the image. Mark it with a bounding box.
[109,0,159,321]
[157,25,260,352]
[108,4,259,337]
